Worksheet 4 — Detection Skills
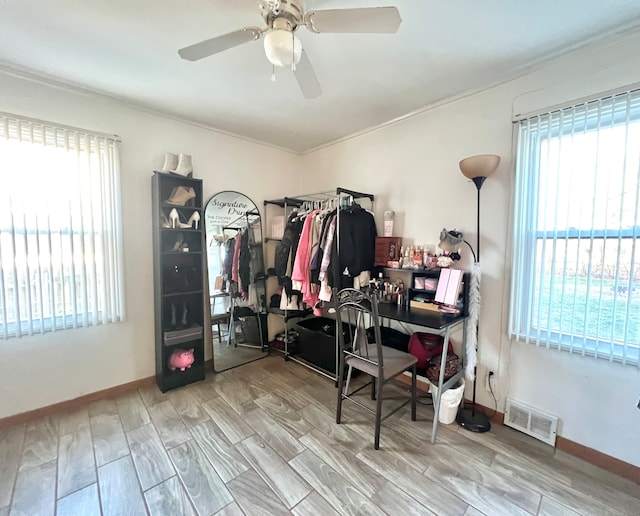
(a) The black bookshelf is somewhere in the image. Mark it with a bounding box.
[151,171,205,392]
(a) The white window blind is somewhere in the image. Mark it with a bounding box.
[510,90,640,367]
[0,113,125,338]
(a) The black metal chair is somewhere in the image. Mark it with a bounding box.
[334,288,417,449]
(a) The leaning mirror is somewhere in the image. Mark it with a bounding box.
[204,191,267,372]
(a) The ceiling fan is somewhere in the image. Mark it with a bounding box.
[177,0,402,99]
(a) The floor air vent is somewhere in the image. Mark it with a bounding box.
[504,398,558,446]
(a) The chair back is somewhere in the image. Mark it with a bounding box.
[334,288,384,374]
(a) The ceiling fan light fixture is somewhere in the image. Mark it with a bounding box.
[264,29,302,67]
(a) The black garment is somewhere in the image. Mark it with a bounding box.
[338,206,377,278]
[289,216,304,274]
[274,217,293,281]
[238,230,251,295]
[273,211,304,285]
[222,238,235,280]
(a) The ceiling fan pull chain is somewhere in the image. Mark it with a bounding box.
[271,65,276,82]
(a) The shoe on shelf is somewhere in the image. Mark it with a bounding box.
[171,153,193,178]
[160,210,172,228]
[168,208,179,228]
[179,301,189,328]
[172,234,184,251]
[178,211,200,230]
[160,152,178,172]
[168,302,177,330]
[166,186,196,206]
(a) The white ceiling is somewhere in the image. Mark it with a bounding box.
[2,0,640,153]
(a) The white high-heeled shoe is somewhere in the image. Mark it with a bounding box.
[168,208,179,228]
[172,153,193,177]
[180,211,200,230]
[160,152,178,172]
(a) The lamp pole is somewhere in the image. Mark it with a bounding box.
[456,155,499,433]
[472,176,485,260]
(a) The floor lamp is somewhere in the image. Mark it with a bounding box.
[456,154,500,433]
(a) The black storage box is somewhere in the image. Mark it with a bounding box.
[366,326,410,352]
[296,317,353,376]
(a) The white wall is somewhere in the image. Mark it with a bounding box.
[300,30,640,468]
[0,71,299,419]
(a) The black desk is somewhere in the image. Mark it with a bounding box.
[376,302,468,443]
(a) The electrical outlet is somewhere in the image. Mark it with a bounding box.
[485,371,494,392]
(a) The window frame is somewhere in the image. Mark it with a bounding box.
[510,90,640,367]
[0,112,125,338]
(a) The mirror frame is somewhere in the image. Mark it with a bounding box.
[204,191,267,372]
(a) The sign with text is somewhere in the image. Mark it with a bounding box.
[204,191,259,235]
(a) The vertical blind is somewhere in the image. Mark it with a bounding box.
[0,113,125,338]
[510,89,640,367]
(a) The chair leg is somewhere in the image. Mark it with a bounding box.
[411,364,417,421]
[336,362,347,424]
[374,378,383,449]
[344,364,353,398]
[371,377,376,400]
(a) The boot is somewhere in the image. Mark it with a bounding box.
[172,153,193,177]
[169,302,177,330]
[165,186,196,206]
[160,152,178,172]
[180,301,189,328]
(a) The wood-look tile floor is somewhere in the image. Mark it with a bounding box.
[1,355,639,516]
[212,335,265,372]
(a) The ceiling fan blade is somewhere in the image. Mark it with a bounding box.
[178,27,263,61]
[294,50,322,99]
[305,6,401,34]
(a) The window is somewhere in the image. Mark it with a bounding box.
[510,90,640,367]
[0,113,125,338]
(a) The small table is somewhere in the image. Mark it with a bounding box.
[376,302,468,444]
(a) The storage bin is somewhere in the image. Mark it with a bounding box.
[296,317,353,376]
[429,379,465,424]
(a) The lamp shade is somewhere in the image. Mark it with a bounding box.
[264,29,302,67]
[459,154,500,179]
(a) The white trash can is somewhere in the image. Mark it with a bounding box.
[429,379,465,424]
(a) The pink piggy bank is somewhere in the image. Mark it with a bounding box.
[168,348,195,371]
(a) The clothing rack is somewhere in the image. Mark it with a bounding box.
[264,187,375,382]
[222,209,261,233]
[219,209,265,350]
[266,187,374,209]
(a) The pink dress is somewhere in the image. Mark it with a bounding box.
[291,210,320,309]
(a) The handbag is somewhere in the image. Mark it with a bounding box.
[408,332,453,369]
[425,353,461,384]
